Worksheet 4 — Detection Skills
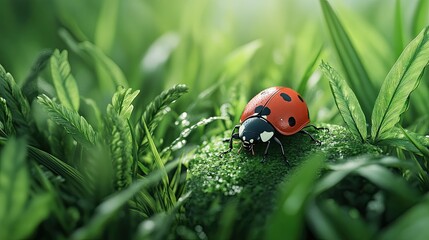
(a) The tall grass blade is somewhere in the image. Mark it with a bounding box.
[412,0,429,36]
[321,61,367,141]
[371,27,429,141]
[94,0,119,53]
[265,153,325,240]
[22,50,53,102]
[320,0,376,119]
[141,118,169,186]
[394,0,405,56]
[50,49,80,111]
[297,45,323,95]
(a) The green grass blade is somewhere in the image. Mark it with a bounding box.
[321,61,367,141]
[22,50,53,102]
[394,0,405,56]
[79,41,129,89]
[265,153,325,240]
[297,45,323,95]
[320,0,376,119]
[38,94,97,147]
[94,0,119,53]
[27,144,90,196]
[401,127,429,158]
[371,27,429,141]
[412,0,429,36]
[141,118,169,186]
[221,39,262,79]
[50,49,80,111]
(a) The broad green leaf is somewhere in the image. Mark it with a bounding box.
[321,61,367,141]
[70,160,179,240]
[356,164,419,204]
[371,27,429,141]
[13,193,52,240]
[0,138,28,227]
[401,127,429,158]
[320,0,376,119]
[265,153,325,240]
[378,198,429,240]
[307,200,374,240]
[377,127,429,154]
[38,94,97,147]
[50,49,80,111]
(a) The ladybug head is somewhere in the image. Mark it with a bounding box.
[239,117,275,153]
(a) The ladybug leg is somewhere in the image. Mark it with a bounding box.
[262,141,271,162]
[304,124,329,132]
[222,125,240,154]
[273,137,290,166]
[300,130,321,145]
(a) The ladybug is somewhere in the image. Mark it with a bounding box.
[223,86,321,164]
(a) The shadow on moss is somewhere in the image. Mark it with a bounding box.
[184,124,381,239]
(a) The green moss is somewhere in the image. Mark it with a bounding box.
[184,124,381,239]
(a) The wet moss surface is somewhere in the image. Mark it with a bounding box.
[184,124,381,239]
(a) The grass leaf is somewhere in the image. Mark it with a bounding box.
[371,27,429,141]
[412,0,429,36]
[320,0,376,119]
[38,94,97,147]
[265,153,325,240]
[94,0,119,53]
[321,61,367,141]
[50,49,80,111]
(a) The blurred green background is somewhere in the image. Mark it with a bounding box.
[1,0,426,127]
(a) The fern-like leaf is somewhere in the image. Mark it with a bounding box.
[106,87,139,190]
[371,27,429,141]
[0,98,15,136]
[0,64,31,135]
[136,84,188,146]
[37,94,97,147]
[321,61,367,141]
[50,49,80,111]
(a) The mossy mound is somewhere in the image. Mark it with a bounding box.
[185,124,381,239]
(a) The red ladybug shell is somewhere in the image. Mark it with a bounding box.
[240,86,310,135]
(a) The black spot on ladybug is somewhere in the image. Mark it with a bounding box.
[254,105,271,116]
[255,105,264,113]
[298,95,304,102]
[280,93,292,102]
[288,117,296,127]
